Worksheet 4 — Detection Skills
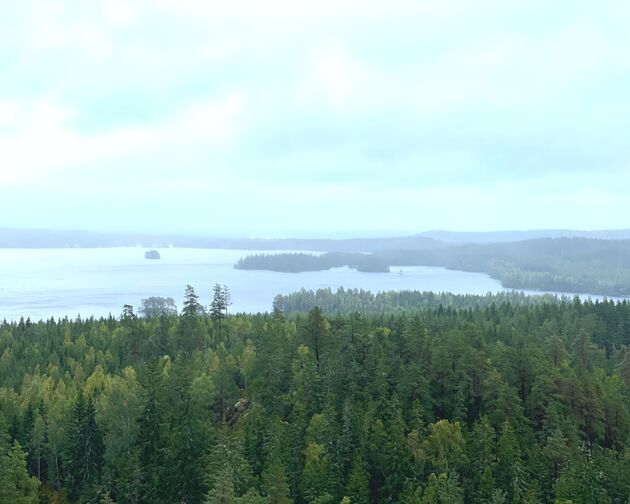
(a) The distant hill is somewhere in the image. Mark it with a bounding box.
[0,228,443,251]
[418,229,630,243]
[4,227,630,249]
[380,237,630,296]
[0,228,141,248]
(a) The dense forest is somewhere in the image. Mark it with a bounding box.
[272,288,565,314]
[236,238,630,297]
[2,287,630,503]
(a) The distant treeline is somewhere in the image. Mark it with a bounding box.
[237,238,630,297]
[235,252,390,273]
[272,288,566,314]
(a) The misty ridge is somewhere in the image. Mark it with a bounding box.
[4,227,630,248]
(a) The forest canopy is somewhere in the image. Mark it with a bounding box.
[1,286,630,503]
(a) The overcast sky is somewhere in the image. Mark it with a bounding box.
[1,1,629,237]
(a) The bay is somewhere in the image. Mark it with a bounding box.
[0,247,616,321]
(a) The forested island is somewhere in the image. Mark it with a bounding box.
[2,286,630,503]
[235,252,390,273]
[236,238,630,297]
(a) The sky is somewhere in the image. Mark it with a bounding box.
[1,0,629,237]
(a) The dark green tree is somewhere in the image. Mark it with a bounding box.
[0,440,39,503]
[64,391,104,500]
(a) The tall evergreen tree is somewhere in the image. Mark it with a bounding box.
[182,284,202,318]
[211,284,232,334]
[181,284,204,351]
[64,391,104,500]
[0,440,40,503]
[263,462,293,504]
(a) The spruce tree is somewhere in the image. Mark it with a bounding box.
[0,440,39,503]
[65,391,104,500]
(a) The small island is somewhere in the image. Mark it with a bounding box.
[144,249,161,260]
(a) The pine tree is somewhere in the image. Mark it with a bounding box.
[303,307,329,368]
[381,403,410,502]
[346,453,369,504]
[0,440,40,503]
[165,365,207,503]
[64,391,105,500]
[495,421,522,501]
[182,284,201,317]
[30,411,46,482]
[263,462,293,504]
[617,348,630,386]
[211,284,227,330]
[422,420,466,473]
[181,284,203,350]
[206,468,236,504]
[138,360,165,502]
[121,304,136,320]
[301,441,333,502]
[208,426,254,497]
[210,284,232,337]
[421,472,463,504]
[239,488,269,504]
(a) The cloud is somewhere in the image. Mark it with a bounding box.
[1,0,630,233]
[0,93,245,188]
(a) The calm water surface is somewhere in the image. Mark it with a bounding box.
[0,247,613,321]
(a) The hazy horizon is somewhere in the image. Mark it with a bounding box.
[3,225,630,241]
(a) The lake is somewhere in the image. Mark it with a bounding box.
[0,247,612,321]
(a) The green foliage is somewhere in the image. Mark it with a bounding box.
[210,284,232,323]
[64,390,104,500]
[263,463,292,504]
[0,440,39,503]
[1,289,630,503]
[182,284,203,318]
[345,454,369,504]
[206,468,236,504]
[422,420,466,472]
[274,287,561,314]
[139,296,177,317]
[421,472,463,504]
